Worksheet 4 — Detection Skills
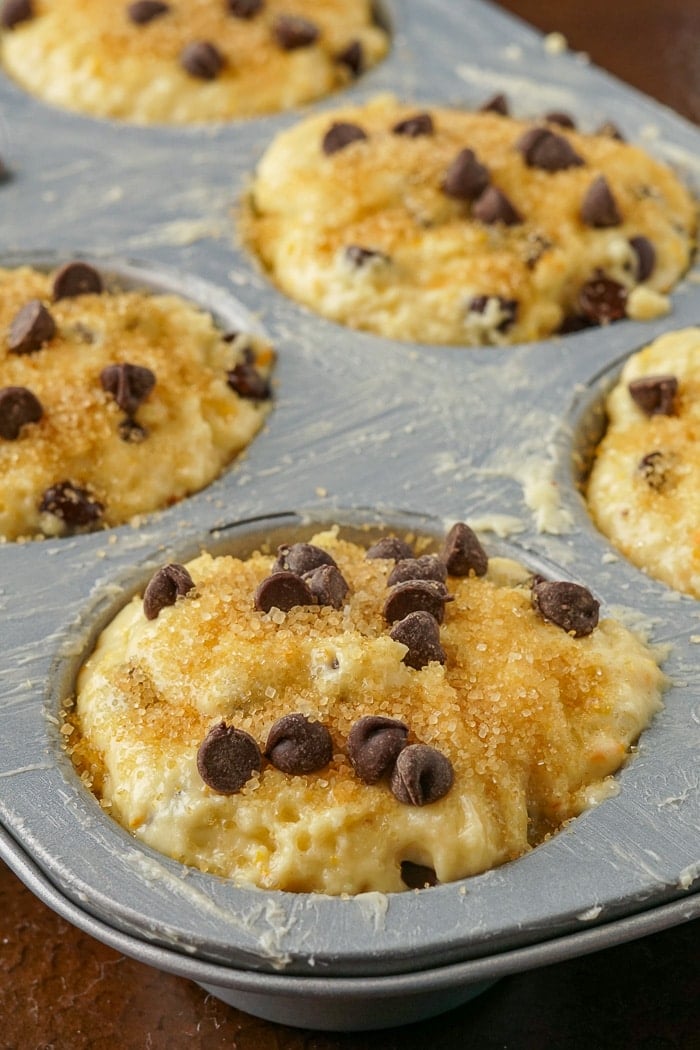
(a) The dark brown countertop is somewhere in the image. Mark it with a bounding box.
[1,3,699,1047]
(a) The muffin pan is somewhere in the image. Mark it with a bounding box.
[2,0,700,1032]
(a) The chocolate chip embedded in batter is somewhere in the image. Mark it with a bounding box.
[335,39,364,77]
[0,386,43,440]
[303,564,349,609]
[347,715,408,783]
[254,570,315,613]
[628,374,678,416]
[387,554,447,586]
[365,535,414,561]
[629,235,656,282]
[544,110,576,129]
[578,274,628,324]
[389,610,446,670]
[472,186,522,226]
[442,148,490,202]
[440,521,488,577]
[180,41,225,80]
[344,245,391,267]
[392,112,434,137]
[322,122,368,155]
[532,578,599,637]
[273,542,337,575]
[118,418,148,443]
[516,126,584,172]
[52,262,103,300]
[1,0,33,29]
[100,363,156,416]
[273,14,319,50]
[197,722,262,794]
[265,713,333,774]
[400,861,439,889]
[479,92,509,116]
[390,744,454,806]
[637,450,669,491]
[127,1,170,25]
[143,563,195,620]
[226,362,271,400]
[581,175,622,227]
[227,0,263,17]
[468,294,518,333]
[39,481,104,529]
[383,579,453,625]
[7,299,56,355]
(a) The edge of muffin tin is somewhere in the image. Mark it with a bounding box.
[1,0,700,989]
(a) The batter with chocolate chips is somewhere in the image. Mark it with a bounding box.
[68,524,664,895]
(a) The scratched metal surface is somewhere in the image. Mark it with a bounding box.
[1,0,699,1024]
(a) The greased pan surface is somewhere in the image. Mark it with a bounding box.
[1,0,699,989]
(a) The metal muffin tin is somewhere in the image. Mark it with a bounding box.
[1,0,700,1032]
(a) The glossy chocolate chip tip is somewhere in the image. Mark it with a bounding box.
[265,713,333,775]
[532,577,600,638]
[197,722,262,795]
[390,744,454,806]
[347,715,409,783]
[143,563,195,620]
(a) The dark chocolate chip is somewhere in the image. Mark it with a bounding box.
[557,313,595,335]
[180,41,225,80]
[303,564,349,609]
[344,245,390,267]
[127,1,169,25]
[197,722,262,794]
[387,554,447,586]
[440,522,488,577]
[7,299,56,355]
[143,563,195,620]
[400,861,439,888]
[390,610,446,670]
[629,235,656,282]
[516,126,584,172]
[479,92,509,116]
[638,450,668,490]
[226,362,271,400]
[392,112,434,137]
[322,121,368,155]
[39,481,104,528]
[273,14,318,50]
[273,542,337,575]
[532,578,599,637]
[383,579,453,625]
[578,274,628,324]
[581,175,621,227]
[628,374,678,416]
[347,715,408,783]
[442,148,490,202]
[1,0,33,29]
[472,186,521,225]
[365,535,414,561]
[390,744,454,806]
[52,262,103,300]
[0,386,43,440]
[468,294,518,333]
[100,363,155,416]
[596,120,625,141]
[265,713,333,774]
[118,418,148,443]
[335,39,363,76]
[227,0,263,17]
[544,110,576,129]
[254,570,315,613]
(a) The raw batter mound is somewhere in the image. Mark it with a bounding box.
[69,524,664,895]
[587,327,700,597]
[243,94,696,345]
[0,0,388,123]
[0,262,274,540]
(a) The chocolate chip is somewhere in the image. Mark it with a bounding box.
[197,722,262,794]
[596,120,625,141]
[392,112,434,137]
[1,0,33,29]
[557,313,595,335]
[383,579,453,625]
[442,148,490,202]
[468,294,518,333]
[629,235,656,282]
[479,92,509,116]
[400,861,439,888]
[347,715,408,783]
[52,262,103,300]
[544,110,576,129]
[322,122,368,155]
[440,522,488,577]
[265,713,333,774]
[532,578,599,637]
[628,374,678,416]
[273,14,318,50]
[227,0,263,17]
[578,274,628,324]
[335,39,363,76]
[0,386,43,440]
[100,363,155,416]
[39,481,103,528]
[127,1,169,24]
[143,563,195,620]
[472,186,521,225]
[638,450,668,490]
[387,555,447,586]
[516,126,584,172]
[273,542,337,575]
[226,362,271,400]
[581,175,621,227]
[118,418,148,443]
[7,299,56,355]
[365,536,414,561]
[390,744,454,806]
[344,245,390,267]
[254,570,315,612]
[180,41,225,80]
[390,611,446,670]
[303,564,349,609]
